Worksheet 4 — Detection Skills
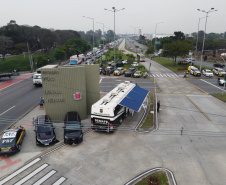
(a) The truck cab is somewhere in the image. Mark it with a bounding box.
[33,73,42,87]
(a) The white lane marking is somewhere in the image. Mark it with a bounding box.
[33,170,56,185]
[52,177,67,185]
[152,74,156,77]
[14,163,49,185]
[0,106,15,116]
[0,158,41,184]
[156,74,159,77]
[200,79,226,92]
[159,74,163,77]
[167,74,172,77]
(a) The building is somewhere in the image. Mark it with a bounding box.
[41,65,100,121]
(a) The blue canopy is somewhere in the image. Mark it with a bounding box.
[119,86,149,112]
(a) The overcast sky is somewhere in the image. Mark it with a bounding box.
[1,0,225,35]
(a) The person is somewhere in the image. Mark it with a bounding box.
[183,72,187,78]
[157,100,160,112]
[40,97,44,109]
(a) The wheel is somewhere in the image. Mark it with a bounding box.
[18,144,21,151]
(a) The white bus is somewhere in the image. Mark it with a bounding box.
[91,81,135,132]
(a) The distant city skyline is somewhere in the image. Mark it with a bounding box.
[1,0,225,35]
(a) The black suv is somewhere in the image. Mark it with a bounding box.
[213,63,225,68]
[64,112,83,145]
[124,68,136,77]
[34,115,56,146]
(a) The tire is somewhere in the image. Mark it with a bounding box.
[18,145,21,151]
[119,118,123,124]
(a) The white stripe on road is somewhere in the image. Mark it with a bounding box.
[0,158,41,184]
[52,177,67,185]
[33,170,56,185]
[14,163,49,185]
[159,74,163,77]
[200,79,226,92]
[0,106,15,116]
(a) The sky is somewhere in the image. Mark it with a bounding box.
[1,0,225,35]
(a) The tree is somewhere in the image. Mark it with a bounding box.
[53,48,66,60]
[145,45,154,55]
[163,40,194,62]
[171,31,185,41]
[0,36,14,56]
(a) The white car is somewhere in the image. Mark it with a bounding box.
[218,78,225,86]
[122,60,127,64]
[202,69,213,77]
[131,62,139,67]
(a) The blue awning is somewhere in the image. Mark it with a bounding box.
[119,86,149,112]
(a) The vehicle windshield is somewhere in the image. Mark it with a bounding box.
[219,69,224,72]
[194,69,199,72]
[114,70,120,72]
[141,56,145,59]
[37,125,52,133]
[65,122,81,131]
[33,75,41,79]
[206,70,212,73]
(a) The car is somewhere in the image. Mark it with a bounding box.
[5,53,11,57]
[113,69,122,76]
[185,57,195,62]
[213,63,225,68]
[133,71,143,78]
[178,60,190,65]
[124,68,136,77]
[190,67,201,76]
[131,62,139,67]
[212,68,226,77]
[0,126,26,156]
[64,112,83,145]
[99,68,104,74]
[122,60,127,64]
[202,69,213,77]
[103,66,114,75]
[218,78,225,86]
[0,54,4,59]
[34,115,56,146]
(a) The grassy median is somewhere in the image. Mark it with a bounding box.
[212,93,226,102]
[140,93,154,129]
[135,171,169,185]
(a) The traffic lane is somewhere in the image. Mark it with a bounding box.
[156,94,226,184]
[0,77,43,133]
[100,77,155,93]
[186,78,226,94]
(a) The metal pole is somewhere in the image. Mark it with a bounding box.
[114,8,116,64]
[195,17,205,60]
[200,13,208,72]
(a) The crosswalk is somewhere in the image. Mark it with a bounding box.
[151,73,179,78]
[0,157,67,185]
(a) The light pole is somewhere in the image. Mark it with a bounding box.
[104,7,125,65]
[154,22,163,53]
[197,8,217,71]
[195,17,206,60]
[83,16,95,50]
[96,22,105,46]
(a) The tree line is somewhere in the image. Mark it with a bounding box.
[0,20,116,56]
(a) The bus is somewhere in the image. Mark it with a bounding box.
[69,55,83,65]
[137,53,145,62]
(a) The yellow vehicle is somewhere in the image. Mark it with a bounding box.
[137,53,145,62]
[212,68,226,77]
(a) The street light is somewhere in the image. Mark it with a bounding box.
[96,22,105,46]
[154,22,163,53]
[83,16,95,50]
[195,16,206,60]
[104,7,125,65]
[130,26,140,37]
[197,8,217,71]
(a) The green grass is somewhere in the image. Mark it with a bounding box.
[135,171,169,185]
[141,94,154,129]
[212,94,226,102]
[0,55,31,72]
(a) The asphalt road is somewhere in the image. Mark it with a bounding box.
[0,76,43,133]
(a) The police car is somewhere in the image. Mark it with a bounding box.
[0,126,26,156]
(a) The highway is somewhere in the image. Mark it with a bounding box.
[0,75,43,133]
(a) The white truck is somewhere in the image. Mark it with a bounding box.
[91,81,134,132]
[33,65,58,87]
